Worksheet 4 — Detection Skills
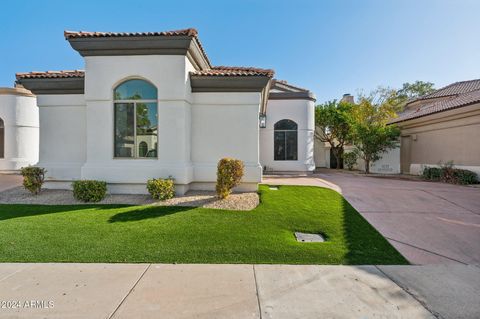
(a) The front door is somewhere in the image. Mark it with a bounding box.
[400,136,411,174]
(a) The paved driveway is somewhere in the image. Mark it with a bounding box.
[263,171,480,265]
[0,173,22,192]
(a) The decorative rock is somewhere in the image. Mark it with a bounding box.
[0,187,259,211]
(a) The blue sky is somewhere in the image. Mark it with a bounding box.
[0,0,479,103]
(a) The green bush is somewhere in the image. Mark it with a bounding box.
[343,152,357,171]
[72,180,107,203]
[421,167,442,181]
[422,164,478,185]
[146,178,175,200]
[216,158,244,199]
[453,169,478,185]
[21,166,46,195]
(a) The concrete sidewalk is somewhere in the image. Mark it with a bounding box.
[0,263,478,319]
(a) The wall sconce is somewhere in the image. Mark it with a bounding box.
[259,114,267,128]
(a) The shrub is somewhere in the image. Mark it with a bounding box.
[72,180,107,202]
[453,169,478,185]
[421,167,442,181]
[422,163,478,185]
[147,178,175,200]
[21,166,46,195]
[439,161,456,183]
[343,152,357,171]
[216,158,244,199]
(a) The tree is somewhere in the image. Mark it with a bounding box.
[347,92,400,174]
[391,81,435,111]
[315,100,352,169]
[397,81,435,100]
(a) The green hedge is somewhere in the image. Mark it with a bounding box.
[146,178,175,200]
[422,166,478,185]
[72,180,107,202]
[421,167,442,181]
[453,169,478,185]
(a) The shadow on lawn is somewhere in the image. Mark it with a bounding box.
[0,204,122,221]
[340,197,409,265]
[108,205,194,223]
[0,204,193,224]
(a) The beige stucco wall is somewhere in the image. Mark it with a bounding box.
[314,137,328,168]
[398,103,480,175]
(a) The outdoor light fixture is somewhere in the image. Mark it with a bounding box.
[259,114,267,128]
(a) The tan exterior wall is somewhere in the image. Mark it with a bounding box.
[314,137,328,168]
[398,103,480,175]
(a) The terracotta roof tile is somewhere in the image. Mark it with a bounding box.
[408,78,480,104]
[191,66,274,77]
[64,28,211,67]
[16,70,85,80]
[390,88,480,124]
[64,29,198,39]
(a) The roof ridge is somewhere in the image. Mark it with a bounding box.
[273,79,309,92]
[64,28,211,68]
[16,70,85,80]
[447,78,480,86]
[391,87,480,124]
[191,66,274,77]
[408,78,480,104]
[212,65,273,71]
[64,28,198,39]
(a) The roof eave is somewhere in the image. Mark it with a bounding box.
[66,35,211,70]
[190,75,271,92]
[268,91,316,102]
[16,77,85,95]
[389,100,480,125]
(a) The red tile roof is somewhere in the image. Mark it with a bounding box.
[16,66,274,81]
[16,70,85,80]
[64,28,211,67]
[391,87,480,124]
[191,66,274,77]
[17,30,276,84]
[64,29,199,39]
[408,79,480,104]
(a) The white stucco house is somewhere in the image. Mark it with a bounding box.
[10,28,315,194]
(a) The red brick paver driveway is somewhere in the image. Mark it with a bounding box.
[263,171,480,265]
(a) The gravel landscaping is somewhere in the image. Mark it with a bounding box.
[0,187,259,211]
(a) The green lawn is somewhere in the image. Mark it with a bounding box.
[0,185,408,264]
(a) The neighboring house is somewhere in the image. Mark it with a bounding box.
[0,87,39,171]
[390,79,480,176]
[10,28,315,194]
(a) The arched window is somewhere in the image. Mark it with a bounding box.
[113,79,158,158]
[274,119,297,161]
[0,118,4,158]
